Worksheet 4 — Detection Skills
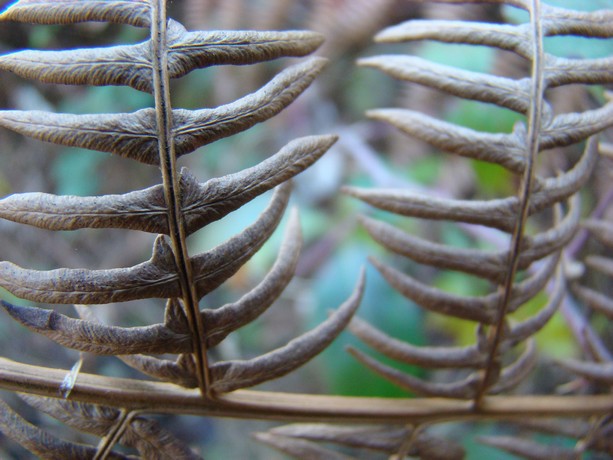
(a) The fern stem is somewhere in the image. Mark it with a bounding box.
[392,424,424,460]
[94,409,137,460]
[574,414,612,455]
[2,358,613,424]
[151,0,211,396]
[475,0,545,406]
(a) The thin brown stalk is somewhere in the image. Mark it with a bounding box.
[392,424,424,460]
[151,0,211,396]
[475,0,545,405]
[94,410,137,460]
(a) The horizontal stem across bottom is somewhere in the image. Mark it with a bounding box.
[1,357,611,424]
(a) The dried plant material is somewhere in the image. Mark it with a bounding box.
[0,41,154,92]
[191,182,290,299]
[0,0,343,432]
[506,269,565,345]
[0,181,170,233]
[584,255,613,278]
[0,60,328,165]
[0,235,181,304]
[0,0,152,27]
[511,418,613,455]
[348,345,481,398]
[571,284,613,320]
[1,301,192,355]
[269,424,410,452]
[1,0,613,458]
[345,186,520,232]
[209,269,365,392]
[0,399,130,460]
[369,260,496,322]
[530,136,598,206]
[557,360,613,385]
[583,218,613,248]
[479,435,578,460]
[19,395,203,460]
[0,19,323,93]
[600,142,613,160]
[539,104,613,150]
[342,136,596,233]
[264,423,465,459]
[119,353,199,388]
[254,432,357,460]
[490,339,537,393]
[359,55,532,114]
[170,58,327,155]
[345,0,607,425]
[367,108,527,173]
[362,214,509,282]
[181,135,336,234]
[375,20,532,57]
[202,208,302,347]
[164,24,323,78]
[349,316,487,368]
[541,5,613,37]
[0,135,334,234]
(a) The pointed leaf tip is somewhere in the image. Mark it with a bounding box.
[203,207,303,347]
[210,268,365,392]
[1,301,192,355]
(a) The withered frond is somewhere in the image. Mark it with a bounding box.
[0,0,352,456]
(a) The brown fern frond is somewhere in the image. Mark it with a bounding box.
[3,0,613,458]
[96,268,364,390]
[345,143,598,230]
[201,208,303,347]
[513,418,613,456]
[0,399,131,460]
[256,423,465,460]
[0,135,334,233]
[254,431,358,460]
[480,415,613,459]
[479,435,577,460]
[19,394,202,459]
[566,211,613,385]
[0,0,353,455]
[117,353,199,388]
[0,61,327,165]
[0,19,322,93]
[346,0,612,407]
[208,270,364,392]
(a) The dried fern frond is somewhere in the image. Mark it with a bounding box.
[18,394,203,459]
[0,0,360,456]
[479,435,577,460]
[346,0,612,405]
[0,398,133,460]
[478,416,613,460]
[564,209,613,385]
[256,2,613,458]
[256,423,465,460]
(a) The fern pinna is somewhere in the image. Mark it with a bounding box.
[0,0,363,457]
